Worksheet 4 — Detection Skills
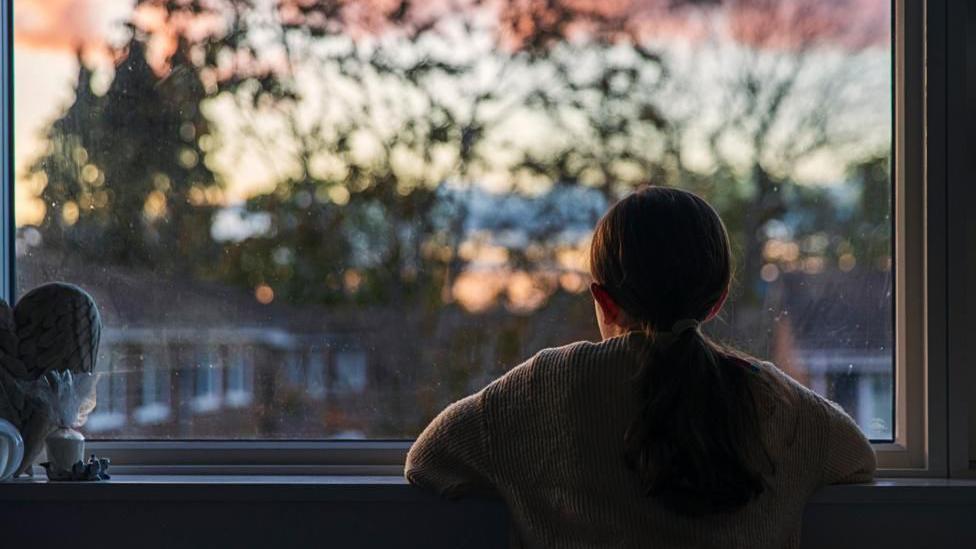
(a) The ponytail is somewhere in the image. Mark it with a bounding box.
[623,322,771,516]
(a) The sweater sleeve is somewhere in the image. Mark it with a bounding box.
[822,399,877,485]
[405,390,493,498]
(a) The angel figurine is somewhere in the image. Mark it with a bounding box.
[0,283,101,476]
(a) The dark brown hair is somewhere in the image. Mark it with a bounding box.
[590,186,772,516]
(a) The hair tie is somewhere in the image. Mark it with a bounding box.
[643,318,700,347]
[670,319,700,335]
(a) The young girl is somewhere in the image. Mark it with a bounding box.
[406,187,875,548]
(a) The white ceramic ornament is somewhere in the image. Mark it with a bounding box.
[45,427,85,473]
[0,283,101,476]
[0,418,25,481]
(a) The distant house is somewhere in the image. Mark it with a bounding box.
[17,248,377,439]
[16,235,597,440]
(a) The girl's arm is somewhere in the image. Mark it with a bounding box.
[405,390,493,498]
[822,400,877,484]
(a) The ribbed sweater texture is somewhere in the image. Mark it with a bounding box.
[405,333,876,548]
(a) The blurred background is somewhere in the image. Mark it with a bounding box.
[12,0,893,440]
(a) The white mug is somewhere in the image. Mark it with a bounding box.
[0,419,24,481]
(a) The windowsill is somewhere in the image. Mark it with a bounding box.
[809,478,976,504]
[2,476,974,548]
[0,475,425,502]
[1,475,974,504]
[0,474,510,549]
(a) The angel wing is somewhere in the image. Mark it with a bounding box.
[16,283,101,379]
[0,300,32,471]
[9,284,102,476]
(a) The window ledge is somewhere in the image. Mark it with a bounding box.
[0,475,509,548]
[0,474,421,502]
[811,478,976,504]
[1,475,974,504]
[1,477,974,548]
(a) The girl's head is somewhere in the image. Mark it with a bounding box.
[589,186,731,338]
[589,186,771,517]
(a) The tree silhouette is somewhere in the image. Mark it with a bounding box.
[671,0,890,303]
[28,33,222,276]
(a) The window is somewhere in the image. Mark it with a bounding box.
[11,0,892,438]
[306,349,326,400]
[134,349,171,426]
[333,350,368,395]
[226,345,255,408]
[4,0,964,474]
[191,347,223,414]
[285,351,304,388]
[87,346,128,433]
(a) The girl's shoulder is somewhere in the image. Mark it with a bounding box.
[751,360,827,404]
[484,336,634,399]
[747,359,858,443]
[530,335,641,376]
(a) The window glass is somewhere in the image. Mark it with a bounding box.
[134,349,171,425]
[307,350,326,400]
[191,347,222,413]
[88,347,127,433]
[334,351,368,395]
[226,345,255,408]
[12,0,893,440]
[285,351,304,387]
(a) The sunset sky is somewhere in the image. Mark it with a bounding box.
[12,0,891,227]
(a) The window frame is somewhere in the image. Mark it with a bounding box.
[0,0,964,476]
[869,0,941,474]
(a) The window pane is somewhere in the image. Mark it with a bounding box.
[134,349,171,426]
[226,345,255,408]
[13,0,893,440]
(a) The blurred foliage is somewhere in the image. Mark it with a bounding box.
[29,36,221,275]
[22,0,892,423]
[27,0,890,300]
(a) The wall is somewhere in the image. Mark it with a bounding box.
[0,477,974,548]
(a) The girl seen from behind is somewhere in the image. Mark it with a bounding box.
[406,186,875,548]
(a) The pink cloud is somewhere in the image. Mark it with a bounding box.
[14,0,109,53]
[14,0,890,72]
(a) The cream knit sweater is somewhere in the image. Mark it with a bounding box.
[405,332,876,548]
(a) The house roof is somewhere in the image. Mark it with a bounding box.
[763,268,893,354]
[16,248,301,333]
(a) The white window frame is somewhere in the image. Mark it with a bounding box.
[0,0,967,476]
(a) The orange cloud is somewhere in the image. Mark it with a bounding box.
[14,0,224,74]
[14,0,113,52]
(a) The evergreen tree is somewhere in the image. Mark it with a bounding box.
[28,32,221,275]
